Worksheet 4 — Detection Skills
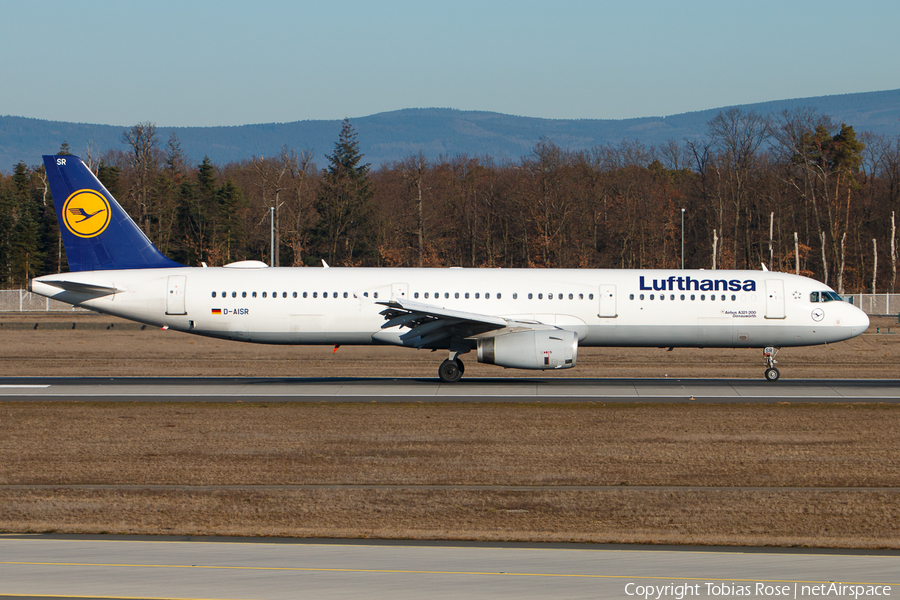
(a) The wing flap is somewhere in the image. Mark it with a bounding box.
[377,299,509,348]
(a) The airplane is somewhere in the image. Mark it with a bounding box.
[28,155,870,382]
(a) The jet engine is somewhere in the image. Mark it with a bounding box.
[476,329,578,370]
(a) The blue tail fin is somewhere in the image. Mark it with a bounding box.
[43,155,184,272]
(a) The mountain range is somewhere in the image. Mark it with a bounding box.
[2,89,899,172]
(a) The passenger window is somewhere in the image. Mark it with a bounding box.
[485,293,490,299]
[243,292,247,298]
[528,293,533,299]
[475,293,480,299]
[538,293,543,299]
[374,292,378,299]
[313,292,317,298]
[414,292,419,299]
[680,294,685,300]
[650,294,655,300]
[721,295,726,301]
[639,294,644,300]
[629,294,634,300]
[211,291,216,298]
[292,292,297,298]
[513,293,517,299]
[579,293,584,300]
[670,294,675,300]
[282,292,287,298]
[424,292,429,299]
[589,294,594,300]
[222,291,226,297]
[497,293,501,299]
[252,292,257,298]
[559,294,563,300]
[569,293,574,300]
[455,292,459,299]
[691,294,695,300]
[701,294,705,300]
[731,295,736,301]
[343,292,348,298]
[363,292,368,298]
[262,292,267,298]
[303,292,307,298]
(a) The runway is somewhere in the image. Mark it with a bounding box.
[0,535,897,600]
[0,376,899,402]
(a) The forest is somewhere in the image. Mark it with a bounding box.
[1,107,899,294]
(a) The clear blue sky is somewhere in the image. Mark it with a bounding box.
[2,0,898,127]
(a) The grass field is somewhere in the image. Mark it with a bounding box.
[1,312,898,547]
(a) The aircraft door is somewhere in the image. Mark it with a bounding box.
[391,283,409,302]
[598,284,617,318]
[166,275,187,315]
[765,279,785,319]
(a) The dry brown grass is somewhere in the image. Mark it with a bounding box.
[1,313,899,378]
[1,402,898,548]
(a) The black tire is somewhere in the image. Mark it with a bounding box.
[457,358,465,375]
[439,359,463,383]
[765,367,780,381]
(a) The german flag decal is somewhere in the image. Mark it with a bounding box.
[211,308,222,315]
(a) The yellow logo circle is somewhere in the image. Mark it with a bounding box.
[62,189,111,238]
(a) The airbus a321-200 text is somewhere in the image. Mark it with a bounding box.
[29,155,870,382]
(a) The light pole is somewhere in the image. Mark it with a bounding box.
[681,208,685,269]
[269,206,275,267]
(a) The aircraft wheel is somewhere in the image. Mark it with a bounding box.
[439,359,463,383]
[457,358,465,375]
[765,367,780,382]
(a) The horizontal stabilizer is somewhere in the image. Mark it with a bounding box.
[42,280,121,296]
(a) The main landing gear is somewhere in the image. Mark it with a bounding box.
[764,347,780,381]
[438,352,466,383]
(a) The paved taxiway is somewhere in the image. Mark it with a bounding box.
[0,376,898,402]
[1,536,897,600]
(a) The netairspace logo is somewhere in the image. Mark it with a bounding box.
[624,582,892,599]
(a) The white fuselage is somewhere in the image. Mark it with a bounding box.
[31,266,870,350]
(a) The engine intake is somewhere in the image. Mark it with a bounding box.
[477,329,578,370]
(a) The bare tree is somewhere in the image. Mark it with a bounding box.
[122,122,160,237]
[400,152,429,267]
[707,108,771,268]
[280,147,317,266]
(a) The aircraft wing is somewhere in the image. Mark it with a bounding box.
[377,298,512,348]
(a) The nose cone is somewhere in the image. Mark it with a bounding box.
[848,306,870,338]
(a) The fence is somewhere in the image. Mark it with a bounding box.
[0,289,86,312]
[847,294,900,317]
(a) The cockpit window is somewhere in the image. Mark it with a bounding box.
[813,290,843,302]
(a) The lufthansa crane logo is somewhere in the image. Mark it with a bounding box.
[62,189,110,238]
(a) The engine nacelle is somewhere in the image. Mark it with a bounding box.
[477,329,578,370]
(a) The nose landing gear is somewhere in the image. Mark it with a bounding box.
[764,347,780,381]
